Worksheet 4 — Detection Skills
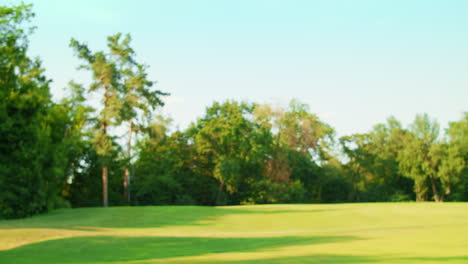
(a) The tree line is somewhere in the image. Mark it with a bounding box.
[1,4,467,219]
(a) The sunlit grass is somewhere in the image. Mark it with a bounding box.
[1,203,467,263]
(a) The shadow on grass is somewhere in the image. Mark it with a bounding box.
[204,255,468,264]
[400,256,468,262]
[0,206,333,229]
[202,254,378,264]
[0,235,358,264]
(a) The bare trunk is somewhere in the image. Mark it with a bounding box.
[124,168,129,203]
[317,185,322,203]
[414,181,426,202]
[445,185,451,195]
[102,166,108,207]
[441,185,451,202]
[102,85,109,207]
[216,179,225,205]
[430,177,442,202]
[124,121,132,203]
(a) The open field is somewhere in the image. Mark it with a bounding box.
[0,203,467,264]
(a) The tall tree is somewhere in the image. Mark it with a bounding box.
[70,38,121,207]
[107,33,167,203]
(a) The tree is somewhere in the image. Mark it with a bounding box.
[340,117,413,202]
[133,116,219,206]
[190,101,270,205]
[107,33,167,203]
[444,113,468,200]
[70,38,121,207]
[254,100,334,202]
[0,3,70,218]
[397,114,456,202]
[255,100,334,159]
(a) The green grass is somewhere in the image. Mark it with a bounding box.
[0,203,467,264]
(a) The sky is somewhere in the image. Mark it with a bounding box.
[7,0,468,136]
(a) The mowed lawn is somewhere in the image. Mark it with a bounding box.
[0,203,467,264]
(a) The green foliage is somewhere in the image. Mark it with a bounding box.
[69,33,168,206]
[64,144,126,207]
[317,161,352,203]
[341,113,467,203]
[69,35,122,208]
[242,179,307,204]
[340,118,414,202]
[2,3,468,218]
[253,101,335,203]
[445,113,468,200]
[69,39,120,157]
[131,98,467,206]
[190,101,270,205]
[255,100,334,160]
[398,114,459,202]
[132,117,219,206]
[107,33,167,122]
[0,3,73,218]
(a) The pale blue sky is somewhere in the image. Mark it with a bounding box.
[9,0,468,136]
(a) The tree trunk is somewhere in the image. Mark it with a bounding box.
[102,85,109,207]
[216,179,225,205]
[102,165,108,207]
[124,121,132,203]
[441,185,451,202]
[123,168,129,203]
[430,177,443,202]
[414,181,426,202]
[445,185,451,196]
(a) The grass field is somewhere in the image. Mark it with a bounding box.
[0,203,467,264]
